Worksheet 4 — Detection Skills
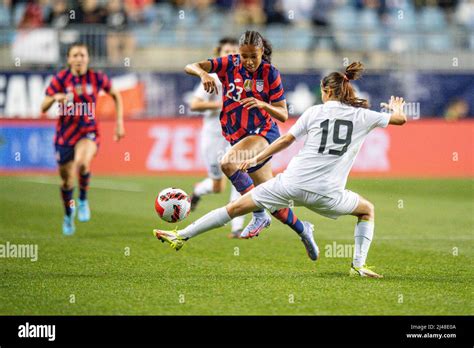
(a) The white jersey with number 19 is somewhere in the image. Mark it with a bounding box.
[283,101,390,198]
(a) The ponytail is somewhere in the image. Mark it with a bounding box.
[321,61,369,109]
[261,36,272,63]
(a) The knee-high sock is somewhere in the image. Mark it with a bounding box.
[61,187,74,216]
[229,186,245,232]
[228,171,264,214]
[193,178,214,197]
[271,208,304,234]
[178,207,231,239]
[353,220,374,268]
[79,172,90,201]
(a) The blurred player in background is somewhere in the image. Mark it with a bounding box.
[41,43,125,235]
[188,37,245,238]
[154,62,407,277]
[184,31,313,250]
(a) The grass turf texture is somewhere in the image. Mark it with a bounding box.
[0,175,473,315]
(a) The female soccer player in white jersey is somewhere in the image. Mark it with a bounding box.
[154,62,407,278]
[188,37,245,238]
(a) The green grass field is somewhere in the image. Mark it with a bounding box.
[0,175,472,315]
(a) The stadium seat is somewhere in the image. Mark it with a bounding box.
[359,8,380,30]
[265,25,287,49]
[289,27,312,50]
[425,33,452,52]
[13,3,26,26]
[419,7,447,31]
[329,5,361,50]
[132,27,157,48]
[0,4,11,27]
[330,5,358,31]
[157,28,178,47]
[201,9,226,30]
[389,8,417,32]
[175,10,198,29]
[154,3,176,29]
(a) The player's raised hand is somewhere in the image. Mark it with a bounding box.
[238,158,257,172]
[200,73,218,94]
[114,121,125,142]
[240,97,265,110]
[381,96,405,114]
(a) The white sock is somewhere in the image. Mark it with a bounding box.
[229,185,240,202]
[353,220,374,268]
[231,215,245,232]
[229,186,245,232]
[178,207,231,239]
[194,178,214,197]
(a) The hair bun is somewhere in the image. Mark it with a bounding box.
[344,62,364,81]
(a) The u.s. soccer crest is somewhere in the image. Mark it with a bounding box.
[243,79,253,92]
[256,80,264,92]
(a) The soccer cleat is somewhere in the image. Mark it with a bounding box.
[350,263,383,278]
[62,206,76,236]
[300,221,319,261]
[190,193,201,212]
[77,199,91,222]
[153,228,185,251]
[227,229,243,239]
[240,212,271,239]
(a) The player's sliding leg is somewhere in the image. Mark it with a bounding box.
[242,161,305,239]
[153,182,319,261]
[349,195,382,278]
[153,192,258,250]
[74,138,97,222]
[228,185,245,238]
[59,161,76,235]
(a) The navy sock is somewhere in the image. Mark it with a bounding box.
[272,208,304,234]
[61,187,74,216]
[79,172,90,201]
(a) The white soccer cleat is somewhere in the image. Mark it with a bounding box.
[300,221,319,261]
[240,212,271,239]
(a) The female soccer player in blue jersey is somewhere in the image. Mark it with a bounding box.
[187,37,245,238]
[41,43,125,235]
[183,31,313,249]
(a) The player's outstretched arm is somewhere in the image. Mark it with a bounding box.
[239,133,296,171]
[41,94,67,113]
[381,96,407,126]
[108,87,125,141]
[190,97,221,112]
[185,60,218,94]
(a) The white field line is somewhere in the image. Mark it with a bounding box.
[17,176,144,192]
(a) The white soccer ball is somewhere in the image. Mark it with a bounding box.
[155,187,191,223]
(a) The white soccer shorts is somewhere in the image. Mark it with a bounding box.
[250,174,360,219]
